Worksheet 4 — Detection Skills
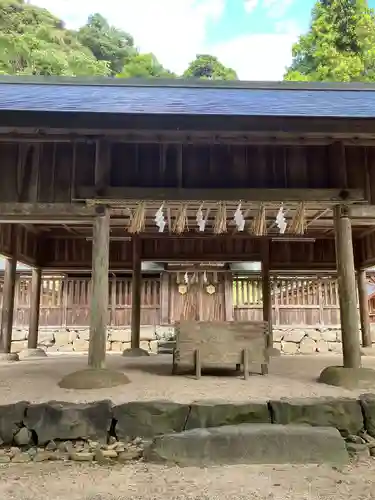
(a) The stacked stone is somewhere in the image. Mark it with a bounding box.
[9,325,176,354]
[273,328,343,354]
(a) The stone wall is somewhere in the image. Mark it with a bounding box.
[1,396,375,463]
[10,325,375,355]
[10,325,175,354]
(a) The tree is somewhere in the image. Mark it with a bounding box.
[117,53,175,78]
[183,54,237,80]
[77,13,135,75]
[284,0,375,82]
[0,0,109,76]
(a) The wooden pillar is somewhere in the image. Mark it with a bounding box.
[131,236,141,349]
[27,267,42,349]
[334,205,361,368]
[88,207,110,369]
[224,271,234,321]
[160,271,170,325]
[357,268,372,348]
[0,255,17,353]
[262,240,272,348]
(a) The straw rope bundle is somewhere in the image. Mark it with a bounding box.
[173,204,188,234]
[214,202,227,234]
[251,204,266,236]
[289,203,306,234]
[128,202,146,234]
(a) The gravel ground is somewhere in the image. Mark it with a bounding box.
[1,460,375,500]
[0,353,375,404]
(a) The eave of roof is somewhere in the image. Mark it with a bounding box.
[1,76,375,119]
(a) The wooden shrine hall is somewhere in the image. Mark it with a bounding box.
[1,76,375,387]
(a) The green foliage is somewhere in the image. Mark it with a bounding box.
[0,0,235,80]
[117,53,175,78]
[77,13,135,75]
[183,54,238,80]
[0,0,109,76]
[284,0,375,82]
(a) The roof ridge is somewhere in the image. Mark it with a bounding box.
[1,76,375,92]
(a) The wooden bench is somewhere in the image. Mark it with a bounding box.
[172,320,270,379]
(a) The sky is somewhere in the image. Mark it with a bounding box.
[32,0,375,80]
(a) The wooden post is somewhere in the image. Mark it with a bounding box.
[88,207,110,369]
[334,205,361,368]
[160,271,170,324]
[224,271,234,321]
[27,267,42,349]
[357,268,372,348]
[262,240,272,348]
[131,236,141,349]
[0,255,17,353]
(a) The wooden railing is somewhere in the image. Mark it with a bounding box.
[233,276,341,326]
[0,274,344,328]
[0,276,160,328]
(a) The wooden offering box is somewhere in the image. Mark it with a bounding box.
[172,320,270,379]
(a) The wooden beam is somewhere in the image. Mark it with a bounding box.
[334,205,361,368]
[131,236,142,349]
[27,267,42,349]
[77,187,364,203]
[88,207,110,369]
[0,203,96,223]
[350,205,375,218]
[357,268,372,348]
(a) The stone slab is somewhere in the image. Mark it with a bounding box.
[270,397,363,435]
[25,400,113,445]
[185,401,270,430]
[114,401,190,439]
[145,424,349,466]
[0,402,28,444]
[360,394,375,438]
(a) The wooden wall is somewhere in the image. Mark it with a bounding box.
[0,273,343,329]
[39,237,337,271]
[0,141,373,203]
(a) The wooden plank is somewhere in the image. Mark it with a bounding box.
[76,187,365,203]
[0,203,97,223]
[350,205,375,218]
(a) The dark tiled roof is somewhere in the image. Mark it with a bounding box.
[1,78,375,118]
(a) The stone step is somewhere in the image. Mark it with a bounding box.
[145,423,349,466]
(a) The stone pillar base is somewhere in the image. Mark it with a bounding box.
[19,348,47,360]
[58,368,130,389]
[122,347,150,358]
[0,352,19,362]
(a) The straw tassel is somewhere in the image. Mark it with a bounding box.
[251,204,266,236]
[173,204,188,234]
[128,202,146,234]
[214,202,227,234]
[290,203,306,234]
